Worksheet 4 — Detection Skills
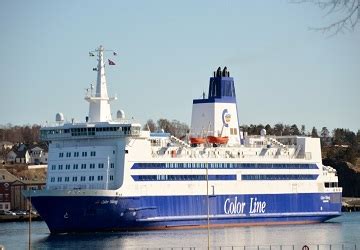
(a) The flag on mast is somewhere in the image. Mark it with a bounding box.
[108,59,116,65]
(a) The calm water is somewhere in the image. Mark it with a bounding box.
[1,213,360,250]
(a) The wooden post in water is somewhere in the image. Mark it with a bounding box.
[206,162,210,250]
[28,191,32,250]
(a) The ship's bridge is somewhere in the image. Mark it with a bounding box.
[40,122,141,141]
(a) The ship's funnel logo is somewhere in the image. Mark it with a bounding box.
[222,109,231,127]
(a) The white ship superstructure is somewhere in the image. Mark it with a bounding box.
[24,46,342,233]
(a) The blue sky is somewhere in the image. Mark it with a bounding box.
[0,0,359,133]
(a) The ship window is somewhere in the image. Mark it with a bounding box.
[82,152,87,157]
[90,151,96,157]
[51,165,56,170]
[97,175,103,181]
[66,164,70,170]
[66,152,71,157]
[325,182,330,188]
[50,177,55,182]
[72,176,77,182]
[80,176,86,182]
[59,152,64,158]
[110,163,114,168]
[65,177,70,182]
[242,174,318,181]
[81,164,86,169]
[74,152,79,157]
[58,165,63,170]
[73,164,78,170]
[89,176,94,181]
[98,163,104,169]
[110,175,114,181]
[57,177,62,182]
[90,163,95,169]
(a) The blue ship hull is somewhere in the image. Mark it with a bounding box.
[29,192,341,233]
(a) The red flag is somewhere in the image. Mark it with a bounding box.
[108,59,116,65]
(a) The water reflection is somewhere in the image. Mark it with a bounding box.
[2,214,360,249]
[33,222,346,249]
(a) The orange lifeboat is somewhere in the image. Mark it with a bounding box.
[190,137,207,144]
[207,136,229,144]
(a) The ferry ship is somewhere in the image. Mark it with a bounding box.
[24,46,342,233]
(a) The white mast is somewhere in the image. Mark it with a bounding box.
[85,45,116,122]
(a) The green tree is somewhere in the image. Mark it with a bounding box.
[311,127,319,137]
[290,124,300,135]
[320,126,330,145]
[274,123,284,136]
[300,125,306,136]
[264,124,273,135]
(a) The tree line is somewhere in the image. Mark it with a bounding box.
[1,121,359,164]
[0,124,41,144]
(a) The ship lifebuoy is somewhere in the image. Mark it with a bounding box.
[302,245,309,250]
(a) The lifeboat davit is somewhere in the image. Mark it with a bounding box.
[207,136,229,144]
[190,137,207,144]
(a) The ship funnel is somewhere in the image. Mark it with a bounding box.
[190,67,240,145]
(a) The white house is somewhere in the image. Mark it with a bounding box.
[29,145,48,164]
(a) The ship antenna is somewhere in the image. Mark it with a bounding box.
[85,45,118,122]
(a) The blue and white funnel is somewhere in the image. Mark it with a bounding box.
[190,67,240,145]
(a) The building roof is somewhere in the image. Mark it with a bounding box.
[0,141,13,147]
[28,143,48,152]
[0,169,20,183]
[0,169,46,185]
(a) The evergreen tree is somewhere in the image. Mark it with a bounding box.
[311,127,319,138]
[274,123,284,136]
[290,124,300,135]
[300,125,306,136]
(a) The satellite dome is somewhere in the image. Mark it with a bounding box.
[55,113,64,122]
[117,110,125,119]
[260,128,266,136]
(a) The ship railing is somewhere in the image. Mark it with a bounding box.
[209,243,357,250]
[47,183,109,191]
[152,152,312,160]
[142,243,358,250]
